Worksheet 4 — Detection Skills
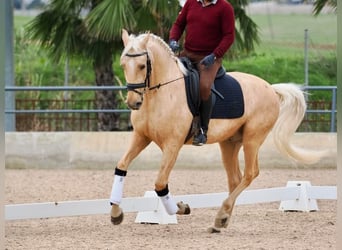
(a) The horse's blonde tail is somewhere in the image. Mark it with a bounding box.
[271,83,329,165]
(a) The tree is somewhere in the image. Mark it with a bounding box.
[26,0,133,131]
[312,0,337,16]
[85,0,180,41]
[230,0,259,56]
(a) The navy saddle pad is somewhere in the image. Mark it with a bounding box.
[211,73,244,119]
[180,57,244,119]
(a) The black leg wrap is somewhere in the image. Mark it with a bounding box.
[155,184,169,197]
[114,167,127,177]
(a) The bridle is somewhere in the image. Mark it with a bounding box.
[125,51,151,96]
[124,51,184,96]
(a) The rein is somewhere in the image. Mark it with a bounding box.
[124,51,184,95]
[149,76,185,90]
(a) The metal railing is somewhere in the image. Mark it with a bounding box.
[302,86,337,133]
[5,85,337,132]
[5,86,130,114]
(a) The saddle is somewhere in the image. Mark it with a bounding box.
[180,57,245,143]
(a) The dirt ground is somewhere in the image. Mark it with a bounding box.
[5,168,336,250]
[6,3,336,250]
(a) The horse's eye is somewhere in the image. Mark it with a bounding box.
[139,64,146,70]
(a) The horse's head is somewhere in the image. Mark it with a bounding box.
[120,29,151,110]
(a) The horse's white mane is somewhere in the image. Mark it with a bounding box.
[124,32,187,75]
[148,33,188,75]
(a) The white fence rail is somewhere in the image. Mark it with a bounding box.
[5,181,337,224]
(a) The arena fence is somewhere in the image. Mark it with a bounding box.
[5,181,336,224]
[5,85,337,132]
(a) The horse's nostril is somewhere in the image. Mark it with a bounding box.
[127,100,143,110]
[135,102,142,109]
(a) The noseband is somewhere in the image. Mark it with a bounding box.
[125,51,151,96]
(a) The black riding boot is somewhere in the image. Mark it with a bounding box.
[193,94,213,146]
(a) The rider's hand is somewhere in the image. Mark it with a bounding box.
[169,40,180,52]
[200,53,216,68]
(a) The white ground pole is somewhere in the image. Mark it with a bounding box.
[5,181,337,224]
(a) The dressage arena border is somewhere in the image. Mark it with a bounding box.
[5,181,336,224]
[5,132,336,169]
[4,133,337,223]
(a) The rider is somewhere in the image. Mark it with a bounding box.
[169,0,235,146]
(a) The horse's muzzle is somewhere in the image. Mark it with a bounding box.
[126,92,143,110]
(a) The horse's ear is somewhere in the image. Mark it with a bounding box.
[141,32,150,48]
[122,29,130,47]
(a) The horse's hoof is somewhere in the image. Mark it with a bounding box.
[183,204,191,214]
[110,212,124,225]
[207,227,221,233]
[110,206,124,225]
[214,215,229,228]
[176,201,191,215]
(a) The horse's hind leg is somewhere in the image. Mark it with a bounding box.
[219,138,243,193]
[208,139,242,233]
[210,138,261,233]
[110,132,151,225]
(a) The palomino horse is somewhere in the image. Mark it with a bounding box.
[109,29,326,233]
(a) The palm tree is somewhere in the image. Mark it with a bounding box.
[312,0,337,16]
[26,0,134,131]
[85,0,180,41]
[230,0,259,56]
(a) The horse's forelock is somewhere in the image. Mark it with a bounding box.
[122,33,146,55]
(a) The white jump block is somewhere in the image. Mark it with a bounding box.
[279,181,318,212]
[135,191,178,224]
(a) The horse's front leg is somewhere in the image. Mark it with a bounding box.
[154,145,191,216]
[110,132,151,225]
